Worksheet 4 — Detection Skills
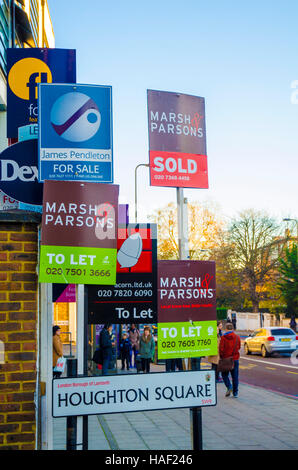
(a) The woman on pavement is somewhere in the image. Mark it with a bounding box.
[53,325,63,378]
[139,326,155,373]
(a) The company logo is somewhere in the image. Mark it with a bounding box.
[0,160,38,182]
[117,233,142,268]
[50,92,101,142]
[8,57,52,101]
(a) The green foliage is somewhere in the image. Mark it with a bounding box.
[216,308,227,320]
[277,243,298,316]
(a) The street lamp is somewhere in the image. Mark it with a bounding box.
[134,163,149,222]
[282,218,298,238]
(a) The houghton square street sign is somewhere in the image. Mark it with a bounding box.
[52,370,216,417]
[39,180,119,285]
[6,48,76,139]
[88,224,157,324]
[38,83,113,183]
[147,89,208,189]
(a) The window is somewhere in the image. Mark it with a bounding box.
[270,328,295,336]
[29,0,38,46]
[0,0,9,73]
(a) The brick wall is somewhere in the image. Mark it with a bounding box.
[0,213,41,450]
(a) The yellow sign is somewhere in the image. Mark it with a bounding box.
[8,57,52,101]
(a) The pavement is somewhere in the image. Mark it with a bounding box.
[53,359,298,451]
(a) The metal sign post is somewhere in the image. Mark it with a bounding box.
[76,284,88,450]
[40,282,53,449]
[176,188,203,451]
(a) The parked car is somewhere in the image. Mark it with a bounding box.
[244,327,298,357]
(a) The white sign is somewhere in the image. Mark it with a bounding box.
[52,370,216,417]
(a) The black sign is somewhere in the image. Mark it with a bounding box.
[87,224,157,324]
[0,139,43,205]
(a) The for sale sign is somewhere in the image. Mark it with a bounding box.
[147,89,208,189]
[39,180,119,284]
[52,370,216,417]
[88,224,157,323]
[157,260,217,359]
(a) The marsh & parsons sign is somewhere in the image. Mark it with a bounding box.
[157,260,217,359]
[147,89,208,189]
[39,180,119,285]
[52,370,216,417]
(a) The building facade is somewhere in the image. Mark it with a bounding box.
[0,0,54,449]
[0,0,55,152]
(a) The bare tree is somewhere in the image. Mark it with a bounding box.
[226,209,285,312]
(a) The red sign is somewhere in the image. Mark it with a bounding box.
[150,150,208,188]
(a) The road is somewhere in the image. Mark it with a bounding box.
[237,346,298,399]
[200,343,298,399]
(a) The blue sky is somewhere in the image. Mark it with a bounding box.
[48,0,298,227]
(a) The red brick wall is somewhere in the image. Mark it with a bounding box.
[0,219,39,450]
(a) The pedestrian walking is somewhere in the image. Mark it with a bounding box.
[119,333,131,371]
[290,315,297,333]
[129,324,140,368]
[139,326,155,373]
[165,358,183,372]
[218,320,223,337]
[219,322,241,397]
[207,322,223,382]
[99,324,113,376]
[53,325,63,378]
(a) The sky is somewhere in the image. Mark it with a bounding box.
[47,0,298,228]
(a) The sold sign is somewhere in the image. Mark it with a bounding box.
[149,150,208,189]
[147,90,208,189]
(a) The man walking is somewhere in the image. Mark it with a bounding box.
[219,322,241,397]
[99,324,113,376]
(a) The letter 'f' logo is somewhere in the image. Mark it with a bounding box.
[27,72,49,100]
[8,57,52,101]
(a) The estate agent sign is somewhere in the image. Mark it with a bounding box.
[88,224,157,323]
[157,260,217,359]
[39,180,119,284]
[147,90,208,189]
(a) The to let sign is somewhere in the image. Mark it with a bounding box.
[88,224,157,324]
[39,180,119,285]
[157,260,217,359]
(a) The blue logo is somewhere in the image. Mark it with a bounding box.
[50,92,101,142]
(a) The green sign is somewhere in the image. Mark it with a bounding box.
[158,321,218,359]
[39,245,117,285]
